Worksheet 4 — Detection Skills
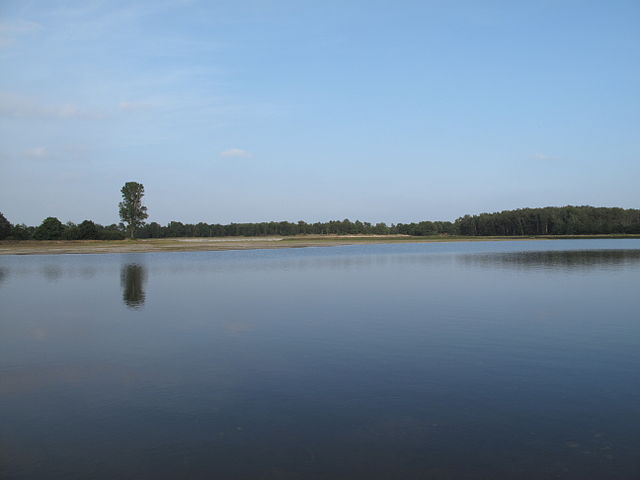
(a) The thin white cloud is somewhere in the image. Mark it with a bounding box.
[0,21,42,34]
[25,146,48,158]
[0,93,104,120]
[220,148,252,158]
[118,101,153,112]
[0,20,42,48]
[20,144,93,163]
[530,153,560,161]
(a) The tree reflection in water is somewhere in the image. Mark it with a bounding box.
[120,263,146,308]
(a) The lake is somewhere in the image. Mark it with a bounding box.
[1,239,640,479]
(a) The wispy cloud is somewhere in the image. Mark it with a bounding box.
[530,153,560,161]
[21,144,93,163]
[220,148,252,158]
[118,101,153,112]
[0,93,105,120]
[1,94,156,119]
[25,146,48,158]
[0,20,42,48]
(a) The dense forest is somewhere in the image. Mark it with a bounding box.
[135,219,457,238]
[0,206,639,241]
[455,206,640,236]
[0,215,126,241]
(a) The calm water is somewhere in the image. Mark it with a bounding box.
[1,240,640,479]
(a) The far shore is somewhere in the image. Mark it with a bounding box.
[1,234,638,256]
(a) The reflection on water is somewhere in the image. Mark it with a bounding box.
[41,264,63,281]
[460,249,640,271]
[120,263,146,308]
[1,240,640,480]
[79,266,97,279]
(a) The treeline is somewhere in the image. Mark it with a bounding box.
[456,206,640,236]
[0,213,455,240]
[136,219,457,238]
[0,215,125,241]
[1,206,639,241]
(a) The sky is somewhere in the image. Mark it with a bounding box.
[0,0,638,226]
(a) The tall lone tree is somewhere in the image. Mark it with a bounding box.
[0,212,11,240]
[119,182,148,239]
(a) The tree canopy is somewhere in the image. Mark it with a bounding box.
[454,206,640,236]
[119,182,148,239]
[33,217,65,240]
[0,212,11,240]
[3,205,639,241]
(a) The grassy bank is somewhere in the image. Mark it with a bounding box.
[1,234,639,256]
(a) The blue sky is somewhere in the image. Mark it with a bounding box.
[1,0,638,226]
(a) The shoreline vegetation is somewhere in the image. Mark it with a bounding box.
[1,234,639,256]
[1,205,639,255]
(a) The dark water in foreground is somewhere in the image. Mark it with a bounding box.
[1,240,640,480]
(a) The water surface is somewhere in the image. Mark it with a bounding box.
[1,240,640,479]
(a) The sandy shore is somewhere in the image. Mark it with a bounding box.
[0,234,637,256]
